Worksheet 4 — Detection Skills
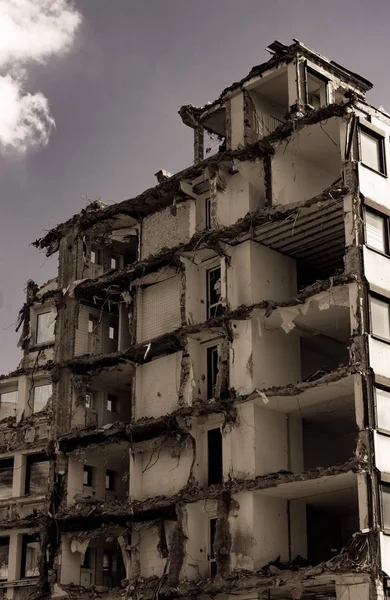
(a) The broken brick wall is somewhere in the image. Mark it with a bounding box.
[140,200,195,260]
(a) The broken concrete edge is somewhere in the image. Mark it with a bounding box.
[32,101,353,256]
[179,42,371,124]
[179,51,296,125]
[129,531,375,600]
[54,457,360,526]
[63,273,357,375]
[57,362,357,454]
[73,182,349,298]
[0,359,55,384]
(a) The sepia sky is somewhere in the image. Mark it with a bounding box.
[1,0,390,373]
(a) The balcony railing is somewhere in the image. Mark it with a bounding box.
[251,111,283,141]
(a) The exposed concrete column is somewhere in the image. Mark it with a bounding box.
[59,535,81,585]
[16,376,28,421]
[12,453,25,498]
[94,461,106,501]
[8,532,22,581]
[66,457,83,506]
[194,126,204,165]
[129,450,142,500]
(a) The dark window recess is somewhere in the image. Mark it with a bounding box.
[208,428,223,485]
[105,470,116,491]
[21,534,40,578]
[209,518,217,578]
[81,548,95,569]
[207,346,219,400]
[107,394,118,412]
[305,68,328,108]
[83,465,93,487]
[206,266,223,318]
[205,197,212,230]
[360,125,387,175]
[25,455,49,495]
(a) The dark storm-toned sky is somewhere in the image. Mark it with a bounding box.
[0,0,389,373]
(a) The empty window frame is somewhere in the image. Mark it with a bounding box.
[83,465,94,487]
[0,391,17,419]
[382,481,390,529]
[207,346,219,400]
[103,551,114,571]
[205,197,212,230]
[209,518,217,578]
[25,455,50,495]
[370,294,390,341]
[305,68,328,108]
[90,249,102,265]
[85,392,94,409]
[109,323,118,341]
[32,384,52,413]
[365,208,389,254]
[107,394,118,413]
[36,311,55,344]
[33,383,52,412]
[0,459,13,500]
[21,534,40,578]
[206,266,223,318]
[376,386,390,433]
[0,538,9,580]
[110,254,122,270]
[208,428,223,485]
[360,125,386,175]
[105,470,116,491]
[88,315,98,334]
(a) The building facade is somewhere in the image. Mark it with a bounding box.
[1,38,390,600]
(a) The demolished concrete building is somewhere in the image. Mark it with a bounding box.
[1,38,390,600]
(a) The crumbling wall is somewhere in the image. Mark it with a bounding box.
[140,201,195,259]
[132,436,193,500]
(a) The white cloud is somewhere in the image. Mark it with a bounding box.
[0,0,81,153]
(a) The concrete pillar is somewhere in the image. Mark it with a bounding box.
[59,536,81,585]
[12,454,25,498]
[66,458,83,506]
[129,451,143,500]
[8,533,22,581]
[194,127,204,165]
[16,376,28,420]
[287,60,300,109]
[94,462,106,501]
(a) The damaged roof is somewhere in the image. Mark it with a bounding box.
[179,39,373,125]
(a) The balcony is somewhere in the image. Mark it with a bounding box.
[250,111,283,140]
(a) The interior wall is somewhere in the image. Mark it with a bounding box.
[252,312,301,389]
[254,404,288,475]
[134,442,192,500]
[272,148,336,206]
[135,352,182,419]
[253,494,289,568]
